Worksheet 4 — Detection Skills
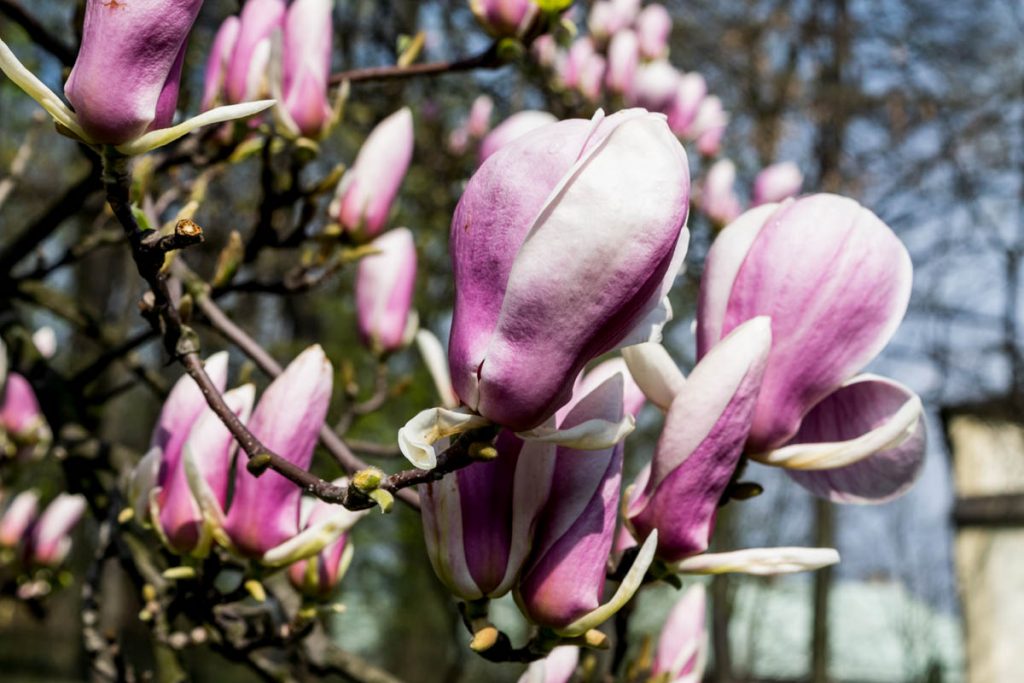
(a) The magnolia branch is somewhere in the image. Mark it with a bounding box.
[103,151,492,513]
[329,41,502,85]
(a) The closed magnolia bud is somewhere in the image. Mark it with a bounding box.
[0,490,39,547]
[1,372,50,458]
[560,38,595,90]
[31,493,87,566]
[699,159,742,226]
[636,4,672,60]
[281,0,334,137]
[606,30,639,97]
[751,161,803,206]
[588,0,641,45]
[64,0,205,144]
[689,96,728,156]
[467,95,494,139]
[224,346,333,557]
[331,108,415,241]
[449,109,689,431]
[666,72,706,137]
[469,0,539,38]
[578,54,607,103]
[201,17,241,111]
[225,0,286,104]
[356,228,418,354]
[629,60,680,111]
[698,195,925,502]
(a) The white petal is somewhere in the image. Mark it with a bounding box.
[621,342,685,411]
[0,39,89,141]
[517,414,635,450]
[397,407,491,469]
[261,503,367,567]
[675,546,840,575]
[752,389,923,470]
[556,530,658,636]
[415,329,459,409]
[115,100,276,155]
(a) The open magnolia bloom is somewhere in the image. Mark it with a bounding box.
[623,320,841,574]
[0,1,273,155]
[697,194,926,502]
[448,107,689,435]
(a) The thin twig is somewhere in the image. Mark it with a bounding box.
[328,42,502,85]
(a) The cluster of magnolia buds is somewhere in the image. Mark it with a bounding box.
[128,347,365,600]
[398,107,924,653]
[530,0,728,155]
[0,490,86,596]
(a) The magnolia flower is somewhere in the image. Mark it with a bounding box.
[331,108,415,241]
[690,96,728,157]
[626,318,771,562]
[578,54,607,103]
[697,194,925,502]
[279,0,335,138]
[651,585,708,683]
[420,430,556,600]
[751,161,803,206]
[517,646,579,683]
[606,30,640,97]
[287,493,366,599]
[699,159,743,226]
[224,0,287,104]
[588,0,641,45]
[223,346,333,557]
[30,493,87,566]
[467,95,495,139]
[560,38,595,90]
[469,0,540,38]
[0,372,51,460]
[0,1,273,155]
[666,72,707,138]
[629,61,680,112]
[156,385,253,556]
[516,374,657,634]
[636,4,673,60]
[356,228,418,354]
[448,108,689,433]
[0,490,39,547]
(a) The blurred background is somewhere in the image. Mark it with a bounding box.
[1,0,1020,681]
